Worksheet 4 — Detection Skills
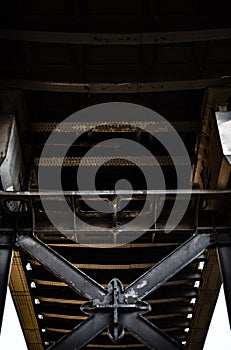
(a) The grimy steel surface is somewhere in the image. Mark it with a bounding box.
[1,2,231,348]
[15,232,213,350]
[1,189,230,349]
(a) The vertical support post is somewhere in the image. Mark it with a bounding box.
[0,233,13,333]
[217,232,231,328]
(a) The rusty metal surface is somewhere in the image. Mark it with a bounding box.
[31,121,200,134]
[1,77,231,93]
[0,27,231,45]
[0,1,231,347]
[215,111,231,165]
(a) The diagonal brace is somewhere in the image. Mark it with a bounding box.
[48,314,110,350]
[15,233,213,349]
[124,233,212,301]
[16,235,106,300]
[123,313,184,350]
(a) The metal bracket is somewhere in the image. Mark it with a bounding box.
[81,278,151,342]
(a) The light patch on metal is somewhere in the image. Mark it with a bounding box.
[124,288,138,299]
[136,280,147,289]
[215,111,231,165]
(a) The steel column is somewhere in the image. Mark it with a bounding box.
[0,233,13,332]
[217,233,231,328]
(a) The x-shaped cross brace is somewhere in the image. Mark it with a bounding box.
[16,233,212,349]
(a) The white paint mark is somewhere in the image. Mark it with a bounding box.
[136,280,147,289]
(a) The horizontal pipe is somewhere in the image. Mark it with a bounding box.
[0,189,231,197]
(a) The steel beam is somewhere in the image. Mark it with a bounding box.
[0,233,13,332]
[0,189,231,199]
[15,232,213,349]
[123,313,183,350]
[35,155,189,167]
[124,233,212,301]
[32,121,200,134]
[0,27,231,45]
[0,76,231,94]
[48,314,110,350]
[16,235,106,300]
